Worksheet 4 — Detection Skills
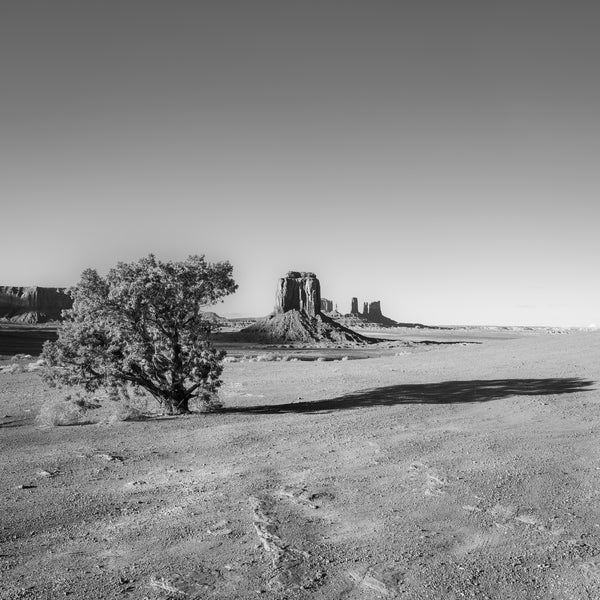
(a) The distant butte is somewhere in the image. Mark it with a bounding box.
[237,272,379,345]
[320,297,335,314]
[347,296,399,327]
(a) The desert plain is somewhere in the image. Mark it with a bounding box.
[1,326,600,599]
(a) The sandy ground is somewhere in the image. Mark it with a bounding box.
[1,329,599,599]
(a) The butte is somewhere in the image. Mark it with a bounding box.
[237,272,379,345]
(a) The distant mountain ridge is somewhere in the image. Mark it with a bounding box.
[0,286,73,323]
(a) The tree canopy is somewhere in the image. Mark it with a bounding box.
[42,254,237,414]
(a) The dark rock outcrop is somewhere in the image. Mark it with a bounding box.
[0,287,72,323]
[362,299,398,326]
[364,301,383,321]
[275,272,321,317]
[350,297,359,315]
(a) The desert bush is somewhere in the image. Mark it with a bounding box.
[41,254,237,415]
[255,353,280,362]
[36,393,99,427]
[191,390,225,413]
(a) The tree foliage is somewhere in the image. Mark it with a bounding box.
[42,254,237,414]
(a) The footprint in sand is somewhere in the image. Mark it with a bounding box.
[463,502,567,536]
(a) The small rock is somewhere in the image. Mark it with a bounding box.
[208,520,232,536]
[208,528,232,536]
[126,480,148,487]
[96,453,124,462]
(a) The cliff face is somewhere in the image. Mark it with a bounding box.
[362,300,397,326]
[275,272,321,317]
[364,301,383,321]
[0,287,72,323]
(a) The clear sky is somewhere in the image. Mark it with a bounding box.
[1,1,598,326]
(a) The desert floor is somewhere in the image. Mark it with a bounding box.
[1,328,599,599]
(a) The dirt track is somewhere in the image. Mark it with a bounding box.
[1,330,599,599]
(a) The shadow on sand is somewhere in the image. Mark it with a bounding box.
[0,417,33,428]
[224,378,595,415]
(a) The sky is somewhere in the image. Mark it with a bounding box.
[1,1,599,327]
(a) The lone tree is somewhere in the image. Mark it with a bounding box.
[42,254,237,414]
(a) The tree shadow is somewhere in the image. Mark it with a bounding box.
[414,340,482,345]
[0,417,32,428]
[224,378,595,415]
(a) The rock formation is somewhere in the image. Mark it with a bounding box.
[239,273,379,345]
[0,287,73,323]
[364,301,383,321]
[345,297,399,327]
[275,272,321,316]
[320,298,334,313]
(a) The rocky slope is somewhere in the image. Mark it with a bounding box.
[237,309,378,345]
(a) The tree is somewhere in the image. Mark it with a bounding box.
[42,254,237,414]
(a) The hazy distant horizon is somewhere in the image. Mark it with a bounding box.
[218,310,598,330]
[2,2,599,328]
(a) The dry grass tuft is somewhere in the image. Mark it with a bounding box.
[35,395,96,427]
[26,358,45,372]
[148,576,186,596]
[192,392,224,413]
[108,393,150,423]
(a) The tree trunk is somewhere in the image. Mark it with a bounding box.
[174,395,190,414]
[164,392,190,414]
[166,329,189,414]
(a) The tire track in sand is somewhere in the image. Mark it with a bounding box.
[249,495,315,591]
